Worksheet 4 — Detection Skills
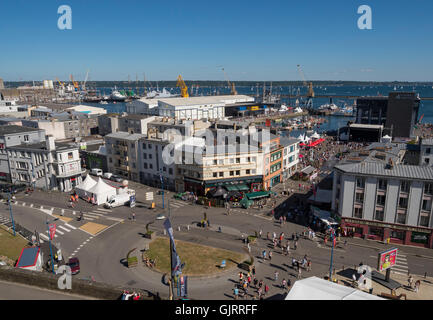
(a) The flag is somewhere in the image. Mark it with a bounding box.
[49,224,56,240]
[163,218,182,277]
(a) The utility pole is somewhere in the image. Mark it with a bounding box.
[160,170,165,209]
[329,227,336,280]
[46,219,55,274]
[8,192,16,236]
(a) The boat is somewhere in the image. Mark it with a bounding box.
[110,86,127,101]
[318,103,338,111]
[99,101,108,105]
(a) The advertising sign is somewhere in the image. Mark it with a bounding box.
[129,195,136,208]
[377,248,398,272]
[49,224,56,240]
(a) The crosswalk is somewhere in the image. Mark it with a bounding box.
[392,252,409,275]
[169,200,188,210]
[80,207,113,221]
[0,215,11,225]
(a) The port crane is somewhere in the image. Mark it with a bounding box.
[70,74,79,91]
[297,64,314,108]
[221,67,237,95]
[176,75,189,98]
[56,77,64,88]
[81,70,89,91]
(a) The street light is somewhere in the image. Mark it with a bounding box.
[329,226,336,280]
[160,170,164,209]
[8,192,16,236]
[46,217,59,274]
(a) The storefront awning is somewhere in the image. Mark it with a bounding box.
[245,191,271,200]
[237,184,250,191]
[225,185,239,191]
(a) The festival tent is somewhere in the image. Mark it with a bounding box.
[307,138,325,147]
[311,131,320,139]
[87,177,117,205]
[294,107,303,113]
[75,175,97,198]
[381,135,392,143]
[285,276,384,300]
[297,134,305,142]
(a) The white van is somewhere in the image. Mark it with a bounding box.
[90,168,103,177]
[104,194,131,209]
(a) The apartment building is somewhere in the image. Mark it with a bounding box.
[7,136,84,192]
[0,125,46,182]
[280,137,300,180]
[98,113,156,136]
[105,132,145,181]
[332,160,433,248]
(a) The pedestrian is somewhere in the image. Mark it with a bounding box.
[274,270,279,281]
[247,242,251,253]
[132,212,136,221]
[307,260,312,272]
[269,251,272,261]
[233,286,239,300]
[262,250,267,261]
[247,275,252,286]
[297,267,302,279]
[267,232,270,240]
[281,279,287,290]
[257,286,262,299]
[286,245,290,256]
[294,240,298,250]
[273,232,276,241]
[408,275,414,290]
[415,280,421,293]
[264,284,269,296]
[253,277,258,288]
[259,229,262,239]
[252,265,256,276]
[239,272,244,283]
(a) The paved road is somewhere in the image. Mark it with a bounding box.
[0,280,94,300]
[5,185,433,300]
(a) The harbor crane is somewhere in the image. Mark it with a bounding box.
[56,77,64,88]
[297,64,314,108]
[220,67,237,95]
[81,70,89,91]
[176,75,189,98]
[69,74,79,91]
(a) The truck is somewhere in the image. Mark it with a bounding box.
[90,168,103,177]
[104,193,131,209]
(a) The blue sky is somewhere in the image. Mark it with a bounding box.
[0,0,432,81]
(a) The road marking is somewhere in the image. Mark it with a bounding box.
[89,212,104,217]
[397,261,408,265]
[39,233,49,241]
[58,225,70,232]
[21,202,25,206]
[95,208,111,212]
[30,204,33,208]
[51,207,55,211]
[79,245,83,248]
[72,211,76,215]
[84,213,100,218]
[392,271,407,275]
[45,231,58,238]
[55,230,65,235]
[105,217,124,222]
[65,223,77,230]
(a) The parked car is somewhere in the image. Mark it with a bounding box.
[90,168,103,177]
[103,172,113,179]
[67,257,80,275]
[110,175,124,183]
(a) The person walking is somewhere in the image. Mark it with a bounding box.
[281,279,287,290]
[264,284,269,296]
[415,280,421,293]
[259,229,263,239]
[267,232,270,241]
[286,245,290,256]
[408,275,414,290]
[262,250,267,261]
[239,272,244,283]
[132,212,136,221]
[307,260,312,272]
[274,270,279,281]
[252,265,256,277]
[294,240,298,250]
[269,251,273,261]
[297,267,302,279]
[233,286,239,300]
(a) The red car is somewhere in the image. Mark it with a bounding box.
[67,258,80,275]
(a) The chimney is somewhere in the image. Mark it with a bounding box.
[46,136,55,151]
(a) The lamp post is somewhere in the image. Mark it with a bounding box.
[8,192,16,236]
[160,171,164,209]
[329,227,336,280]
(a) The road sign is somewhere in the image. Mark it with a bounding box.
[130,195,136,208]
[49,224,56,240]
[146,192,154,201]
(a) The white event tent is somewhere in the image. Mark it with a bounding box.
[75,175,97,198]
[285,277,384,300]
[87,177,117,205]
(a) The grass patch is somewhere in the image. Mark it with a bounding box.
[0,225,29,261]
[144,237,245,276]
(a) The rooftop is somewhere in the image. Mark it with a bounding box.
[280,137,300,147]
[158,95,254,107]
[335,161,433,180]
[105,131,146,141]
[421,138,433,146]
[349,123,384,129]
[8,141,77,152]
[0,125,41,135]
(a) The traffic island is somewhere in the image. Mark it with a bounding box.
[79,222,108,235]
[0,225,30,265]
[142,237,246,276]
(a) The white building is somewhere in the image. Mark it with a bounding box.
[66,104,107,115]
[332,160,433,248]
[280,137,300,180]
[419,138,433,166]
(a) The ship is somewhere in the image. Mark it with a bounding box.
[110,86,127,101]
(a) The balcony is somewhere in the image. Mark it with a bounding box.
[56,168,86,178]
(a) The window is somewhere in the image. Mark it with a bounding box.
[149,164,153,169]
[252,157,256,163]
[355,192,364,203]
[24,135,29,142]
[356,178,365,188]
[143,143,147,149]
[247,157,251,162]
[420,215,430,227]
[426,148,431,154]
[68,152,73,160]
[246,169,250,174]
[149,154,152,159]
[143,163,148,169]
[290,146,294,153]
[377,194,386,206]
[230,158,234,164]
[378,179,387,191]
[390,230,405,239]
[148,144,152,149]
[398,197,408,208]
[213,172,217,178]
[236,158,240,164]
[422,199,432,211]
[424,183,433,195]
[236,170,240,176]
[109,157,112,163]
[396,213,406,224]
[425,158,430,165]
[163,167,166,172]
[213,160,218,165]
[374,210,384,221]
[219,159,224,165]
[354,207,363,218]
[230,171,234,176]
[143,153,147,159]
[252,169,256,174]
[400,181,410,193]
[169,168,173,175]
[219,172,224,177]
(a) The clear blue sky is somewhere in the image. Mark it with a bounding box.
[1,0,432,81]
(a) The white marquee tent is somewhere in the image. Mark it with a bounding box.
[75,175,97,198]
[311,131,321,139]
[285,276,384,300]
[87,177,117,205]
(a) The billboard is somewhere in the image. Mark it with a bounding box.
[377,248,398,272]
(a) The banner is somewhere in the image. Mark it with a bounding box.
[377,248,398,272]
[178,275,188,297]
[163,218,182,277]
[49,223,56,240]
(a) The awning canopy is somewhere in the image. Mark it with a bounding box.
[301,165,315,175]
[236,184,250,191]
[225,185,239,191]
[245,191,271,200]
